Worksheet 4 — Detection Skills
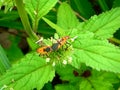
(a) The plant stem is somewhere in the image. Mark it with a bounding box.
[58,0,86,21]
[109,37,120,45]
[33,19,39,33]
[14,0,38,41]
[74,11,87,21]
[32,2,39,33]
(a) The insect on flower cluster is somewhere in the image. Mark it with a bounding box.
[36,36,70,55]
[35,36,76,66]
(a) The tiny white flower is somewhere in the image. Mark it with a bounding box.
[46,58,50,62]
[34,10,37,15]
[50,37,57,43]
[54,33,59,39]
[11,79,15,83]
[0,85,8,90]
[71,36,78,42]
[68,57,72,63]
[10,87,14,90]
[3,85,8,88]
[63,60,67,65]
[35,37,43,44]
[71,39,74,42]
[52,62,56,67]
[50,37,53,41]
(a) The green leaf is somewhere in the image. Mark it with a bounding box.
[0,0,14,13]
[27,38,39,50]
[0,45,11,75]
[42,17,64,35]
[0,52,55,90]
[80,79,113,90]
[55,84,78,90]
[0,11,19,21]
[80,70,117,90]
[113,0,120,8]
[6,44,24,62]
[24,0,58,20]
[91,70,119,84]
[77,7,120,39]
[56,65,80,82]
[70,0,95,19]
[0,10,23,29]
[57,2,79,30]
[80,80,93,90]
[38,14,56,36]
[72,38,120,73]
[5,36,24,62]
[24,0,58,31]
[0,20,23,30]
[15,0,38,41]
[98,0,109,11]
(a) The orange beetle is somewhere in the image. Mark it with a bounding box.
[59,36,69,46]
[51,36,70,51]
[36,46,52,55]
[36,36,70,55]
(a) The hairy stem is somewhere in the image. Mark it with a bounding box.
[14,0,38,41]
[109,37,120,45]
